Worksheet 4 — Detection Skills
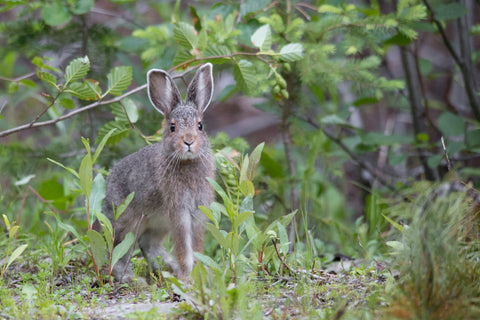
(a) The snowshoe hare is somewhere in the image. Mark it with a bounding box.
[103,63,215,283]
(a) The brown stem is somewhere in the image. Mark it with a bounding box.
[400,46,438,180]
[28,186,61,215]
[272,238,295,275]
[280,100,298,254]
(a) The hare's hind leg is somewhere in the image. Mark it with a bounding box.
[139,230,179,275]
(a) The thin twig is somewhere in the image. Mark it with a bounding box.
[0,84,146,138]
[27,186,61,215]
[441,136,451,171]
[0,72,36,82]
[272,239,295,275]
[300,116,396,190]
[119,100,148,141]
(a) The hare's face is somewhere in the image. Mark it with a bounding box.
[165,106,208,160]
[147,63,214,161]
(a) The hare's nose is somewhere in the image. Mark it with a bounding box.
[184,140,194,147]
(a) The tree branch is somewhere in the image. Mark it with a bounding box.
[300,116,396,191]
[0,84,146,138]
[422,0,480,120]
[0,72,36,82]
[0,54,275,139]
[400,46,438,181]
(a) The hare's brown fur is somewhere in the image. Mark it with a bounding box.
[103,64,215,283]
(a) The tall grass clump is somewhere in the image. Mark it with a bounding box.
[384,181,480,320]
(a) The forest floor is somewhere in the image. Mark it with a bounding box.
[0,257,387,319]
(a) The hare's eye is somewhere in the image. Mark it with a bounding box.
[198,122,203,131]
[170,123,176,132]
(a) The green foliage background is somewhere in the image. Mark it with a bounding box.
[1,0,480,318]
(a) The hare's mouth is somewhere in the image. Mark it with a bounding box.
[182,152,196,160]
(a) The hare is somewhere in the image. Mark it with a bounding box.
[102,63,215,283]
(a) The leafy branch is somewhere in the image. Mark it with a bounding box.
[0,34,303,139]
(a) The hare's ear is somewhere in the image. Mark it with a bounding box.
[147,69,182,116]
[185,63,214,113]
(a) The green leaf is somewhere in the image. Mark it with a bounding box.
[115,192,135,220]
[71,0,94,15]
[352,97,380,107]
[437,112,465,137]
[382,214,403,231]
[418,58,433,75]
[251,25,272,52]
[225,232,239,253]
[57,219,88,247]
[66,82,99,100]
[363,132,414,146]
[104,66,132,97]
[427,154,443,169]
[59,98,75,110]
[38,72,57,87]
[207,177,230,205]
[47,158,79,179]
[85,79,102,98]
[93,128,117,163]
[173,22,198,50]
[210,202,225,224]
[204,45,232,64]
[279,43,304,62]
[265,211,297,234]
[65,56,90,85]
[194,252,222,271]
[96,121,129,145]
[8,226,19,240]
[240,155,249,182]
[89,174,106,224]
[112,99,138,124]
[79,154,93,197]
[320,114,355,128]
[41,0,72,26]
[233,211,253,232]
[386,240,405,252]
[233,59,257,95]
[2,214,10,230]
[318,4,343,14]
[5,244,27,270]
[199,205,217,226]
[245,217,262,248]
[435,3,467,21]
[466,130,480,148]
[239,179,255,197]
[259,151,283,178]
[206,223,227,248]
[111,232,135,269]
[247,142,264,181]
[94,210,113,239]
[87,229,108,268]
